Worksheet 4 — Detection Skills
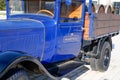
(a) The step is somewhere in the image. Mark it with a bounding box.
[47,60,84,77]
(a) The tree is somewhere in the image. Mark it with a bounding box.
[0,0,6,10]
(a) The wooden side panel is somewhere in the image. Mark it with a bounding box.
[83,13,90,40]
[84,13,120,40]
[94,13,120,37]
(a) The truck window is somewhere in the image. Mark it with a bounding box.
[60,0,83,22]
[114,2,120,14]
[9,0,23,14]
[9,0,55,16]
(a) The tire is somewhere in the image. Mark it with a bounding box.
[2,68,30,80]
[90,42,111,72]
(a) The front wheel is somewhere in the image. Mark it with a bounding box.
[2,68,30,80]
[90,41,111,72]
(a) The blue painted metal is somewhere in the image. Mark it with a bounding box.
[88,0,92,14]
[3,0,87,64]
[89,13,95,38]
[54,0,61,21]
[0,19,45,59]
[81,0,86,29]
[22,0,25,12]
[6,0,9,19]
[9,14,57,63]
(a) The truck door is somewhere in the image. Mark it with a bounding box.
[52,0,85,62]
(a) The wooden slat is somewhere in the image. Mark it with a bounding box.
[84,13,120,40]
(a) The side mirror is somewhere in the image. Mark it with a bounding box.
[65,0,72,6]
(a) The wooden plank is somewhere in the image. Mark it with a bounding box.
[84,13,120,40]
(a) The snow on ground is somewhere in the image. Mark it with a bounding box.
[0,15,6,19]
[0,11,6,19]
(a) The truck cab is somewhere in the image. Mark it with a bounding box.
[5,0,87,63]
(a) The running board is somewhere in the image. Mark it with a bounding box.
[30,60,86,80]
[47,60,85,77]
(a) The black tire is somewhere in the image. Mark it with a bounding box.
[2,68,30,80]
[90,42,111,72]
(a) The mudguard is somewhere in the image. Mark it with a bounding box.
[0,51,58,80]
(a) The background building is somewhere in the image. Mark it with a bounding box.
[86,0,120,14]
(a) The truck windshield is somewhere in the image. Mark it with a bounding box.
[9,0,55,16]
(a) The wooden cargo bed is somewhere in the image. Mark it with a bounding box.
[84,13,120,40]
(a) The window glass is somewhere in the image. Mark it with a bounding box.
[9,0,55,16]
[9,0,23,14]
[60,0,83,22]
[114,2,120,15]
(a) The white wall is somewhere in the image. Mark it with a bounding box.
[91,0,120,5]
[86,0,111,5]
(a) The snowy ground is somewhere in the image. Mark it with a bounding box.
[0,11,6,19]
[0,15,6,19]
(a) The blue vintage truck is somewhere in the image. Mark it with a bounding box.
[0,0,120,80]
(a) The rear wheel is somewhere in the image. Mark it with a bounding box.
[90,41,111,72]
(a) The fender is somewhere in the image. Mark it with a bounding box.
[88,36,112,58]
[0,51,58,80]
[96,36,112,59]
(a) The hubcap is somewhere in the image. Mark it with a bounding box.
[104,49,110,67]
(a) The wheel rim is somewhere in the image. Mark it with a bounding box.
[104,48,110,67]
